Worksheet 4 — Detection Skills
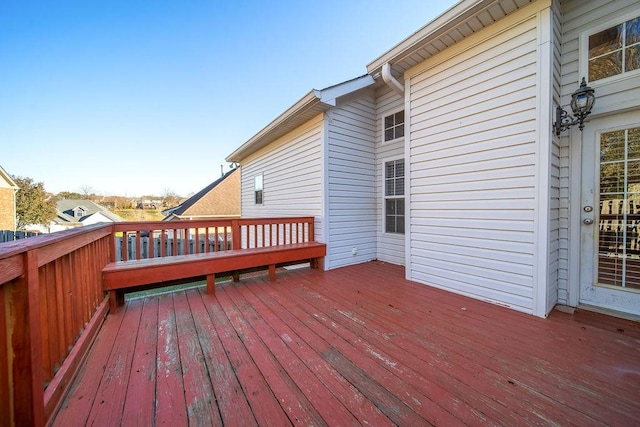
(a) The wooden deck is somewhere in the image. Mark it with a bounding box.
[51,261,640,426]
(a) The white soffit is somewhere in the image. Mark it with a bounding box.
[367,0,534,77]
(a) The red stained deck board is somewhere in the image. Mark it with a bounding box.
[267,272,533,426]
[172,290,222,426]
[329,265,640,422]
[121,297,158,426]
[286,271,575,425]
[288,264,640,425]
[256,275,459,426]
[84,299,142,425]
[51,261,640,426]
[184,289,258,426]
[231,279,395,427]
[264,273,494,426]
[215,284,328,426]
[222,280,361,425]
[202,286,291,426]
[50,305,126,427]
[155,292,188,425]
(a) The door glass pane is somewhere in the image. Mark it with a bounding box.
[598,127,640,290]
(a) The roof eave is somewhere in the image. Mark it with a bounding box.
[226,91,322,163]
[226,74,376,163]
[0,165,19,189]
[366,0,496,75]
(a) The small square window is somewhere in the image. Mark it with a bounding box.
[384,111,405,142]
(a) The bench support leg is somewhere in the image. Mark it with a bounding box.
[109,290,124,314]
[311,257,324,270]
[269,264,276,281]
[206,274,215,295]
[232,272,240,282]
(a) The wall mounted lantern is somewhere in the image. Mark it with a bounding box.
[553,77,596,136]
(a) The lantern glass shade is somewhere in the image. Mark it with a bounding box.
[569,77,596,117]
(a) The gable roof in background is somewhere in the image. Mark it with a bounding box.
[163,168,240,220]
[0,165,18,189]
[55,199,125,225]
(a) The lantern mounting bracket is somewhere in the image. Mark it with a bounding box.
[553,77,596,136]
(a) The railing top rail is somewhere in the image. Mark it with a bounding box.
[0,223,113,261]
[112,219,235,231]
[112,217,315,231]
[236,217,315,225]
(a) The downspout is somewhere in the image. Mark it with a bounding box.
[382,63,404,97]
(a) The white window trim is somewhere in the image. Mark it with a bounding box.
[254,174,263,205]
[579,10,640,88]
[381,109,405,145]
[381,157,405,235]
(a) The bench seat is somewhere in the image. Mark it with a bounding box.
[103,242,326,313]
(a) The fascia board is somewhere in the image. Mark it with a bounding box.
[226,75,375,163]
[226,91,321,163]
[366,0,494,74]
[316,74,376,106]
[0,165,18,188]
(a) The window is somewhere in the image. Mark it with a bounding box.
[384,110,405,142]
[587,15,640,82]
[254,175,263,205]
[384,159,404,234]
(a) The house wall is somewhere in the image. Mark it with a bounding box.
[375,85,406,266]
[326,94,377,269]
[558,0,640,307]
[82,212,116,226]
[405,3,550,314]
[0,186,16,231]
[240,114,325,245]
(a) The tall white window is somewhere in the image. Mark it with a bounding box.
[587,15,639,82]
[384,110,405,142]
[385,159,404,234]
[254,175,263,205]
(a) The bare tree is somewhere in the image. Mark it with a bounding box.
[161,188,181,208]
[78,185,95,198]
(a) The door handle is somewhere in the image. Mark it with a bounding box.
[583,218,594,225]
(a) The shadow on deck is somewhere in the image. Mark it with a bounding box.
[51,261,640,426]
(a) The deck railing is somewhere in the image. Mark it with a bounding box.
[112,217,316,261]
[0,217,316,426]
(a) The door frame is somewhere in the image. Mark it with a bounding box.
[572,111,640,315]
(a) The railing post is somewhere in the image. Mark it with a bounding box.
[309,217,315,241]
[11,250,46,426]
[108,224,116,263]
[232,219,241,250]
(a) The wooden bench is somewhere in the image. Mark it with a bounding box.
[103,241,326,313]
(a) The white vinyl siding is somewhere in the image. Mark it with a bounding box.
[559,0,640,306]
[375,86,406,266]
[406,12,541,313]
[326,96,377,269]
[240,114,324,240]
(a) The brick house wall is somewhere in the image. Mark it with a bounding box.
[0,186,16,230]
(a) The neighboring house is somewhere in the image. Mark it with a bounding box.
[227,0,640,318]
[163,168,240,221]
[0,165,19,231]
[30,199,125,233]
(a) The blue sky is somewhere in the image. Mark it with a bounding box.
[1,0,455,197]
